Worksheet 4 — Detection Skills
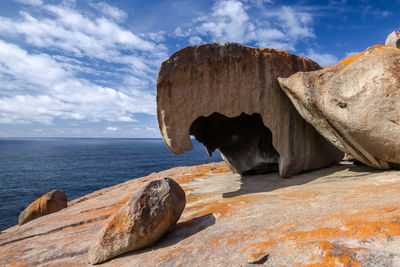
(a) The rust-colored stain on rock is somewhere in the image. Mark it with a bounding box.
[2,162,400,266]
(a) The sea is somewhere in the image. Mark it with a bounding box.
[0,138,222,231]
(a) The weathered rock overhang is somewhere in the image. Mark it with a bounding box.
[156,42,343,177]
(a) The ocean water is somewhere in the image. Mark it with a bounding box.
[0,138,222,231]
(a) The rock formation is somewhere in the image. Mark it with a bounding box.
[3,162,400,266]
[88,177,186,264]
[18,189,67,225]
[157,42,343,177]
[385,30,400,48]
[278,45,400,169]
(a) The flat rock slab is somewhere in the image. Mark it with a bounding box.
[2,162,400,266]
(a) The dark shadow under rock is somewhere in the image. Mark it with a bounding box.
[190,112,279,175]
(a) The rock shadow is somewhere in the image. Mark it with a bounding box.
[114,213,215,259]
[223,162,380,198]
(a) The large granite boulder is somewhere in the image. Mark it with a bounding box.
[19,189,67,225]
[385,30,400,48]
[157,42,343,177]
[88,177,186,264]
[278,45,400,169]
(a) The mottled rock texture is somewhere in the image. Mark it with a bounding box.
[3,162,400,266]
[18,189,67,225]
[157,42,343,177]
[88,177,186,264]
[385,30,400,48]
[279,45,400,169]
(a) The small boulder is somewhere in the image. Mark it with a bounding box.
[88,177,186,265]
[385,30,400,48]
[19,189,67,225]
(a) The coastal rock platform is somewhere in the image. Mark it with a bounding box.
[2,162,400,266]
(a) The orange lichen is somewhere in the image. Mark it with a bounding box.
[174,162,231,185]
[7,260,27,267]
[280,191,320,200]
[336,45,386,66]
[185,194,264,220]
[307,241,365,267]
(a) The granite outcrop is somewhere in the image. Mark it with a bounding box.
[2,162,400,266]
[157,42,343,177]
[279,45,400,169]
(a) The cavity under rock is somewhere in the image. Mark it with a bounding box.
[156,42,343,177]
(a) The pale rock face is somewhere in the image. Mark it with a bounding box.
[385,31,400,48]
[18,189,67,225]
[278,45,400,169]
[88,177,186,264]
[157,42,343,177]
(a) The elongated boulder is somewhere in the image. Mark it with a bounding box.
[88,177,186,264]
[19,189,67,225]
[157,42,343,177]
[278,45,400,169]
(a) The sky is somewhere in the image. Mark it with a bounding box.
[0,0,399,138]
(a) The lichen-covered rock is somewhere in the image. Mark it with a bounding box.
[18,189,67,225]
[88,177,186,264]
[278,45,400,169]
[157,42,343,177]
[385,30,400,48]
[3,162,400,266]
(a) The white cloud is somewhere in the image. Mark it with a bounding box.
[189,36,204,45]
[0,5,164,64]
[195,0,249,43]
[89,1,128,22]
[106,126,119,132]
[175,0,315,51]
[0,2,166,125]
[0,41,155,124]
[14,0,43,6]
[304,49,339,67]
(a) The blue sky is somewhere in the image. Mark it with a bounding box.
[0,0,398,137]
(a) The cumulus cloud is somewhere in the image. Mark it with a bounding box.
[0,1,167,125]
[175,0,315,51]
[304,49,339,67]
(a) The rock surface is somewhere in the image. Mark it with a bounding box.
[279,45,400,169]
[157,42,343,177]
[18,189,67,225]
[88,177,186,264]
[385,30,400,48]
[3,162,400,266]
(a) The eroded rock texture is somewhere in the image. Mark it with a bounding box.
[157,42,343,177]
[88,177,186,264]
[4,162,400,266]
[385,30,400,48]
[19,189,67,225]
[278,45,400,169]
